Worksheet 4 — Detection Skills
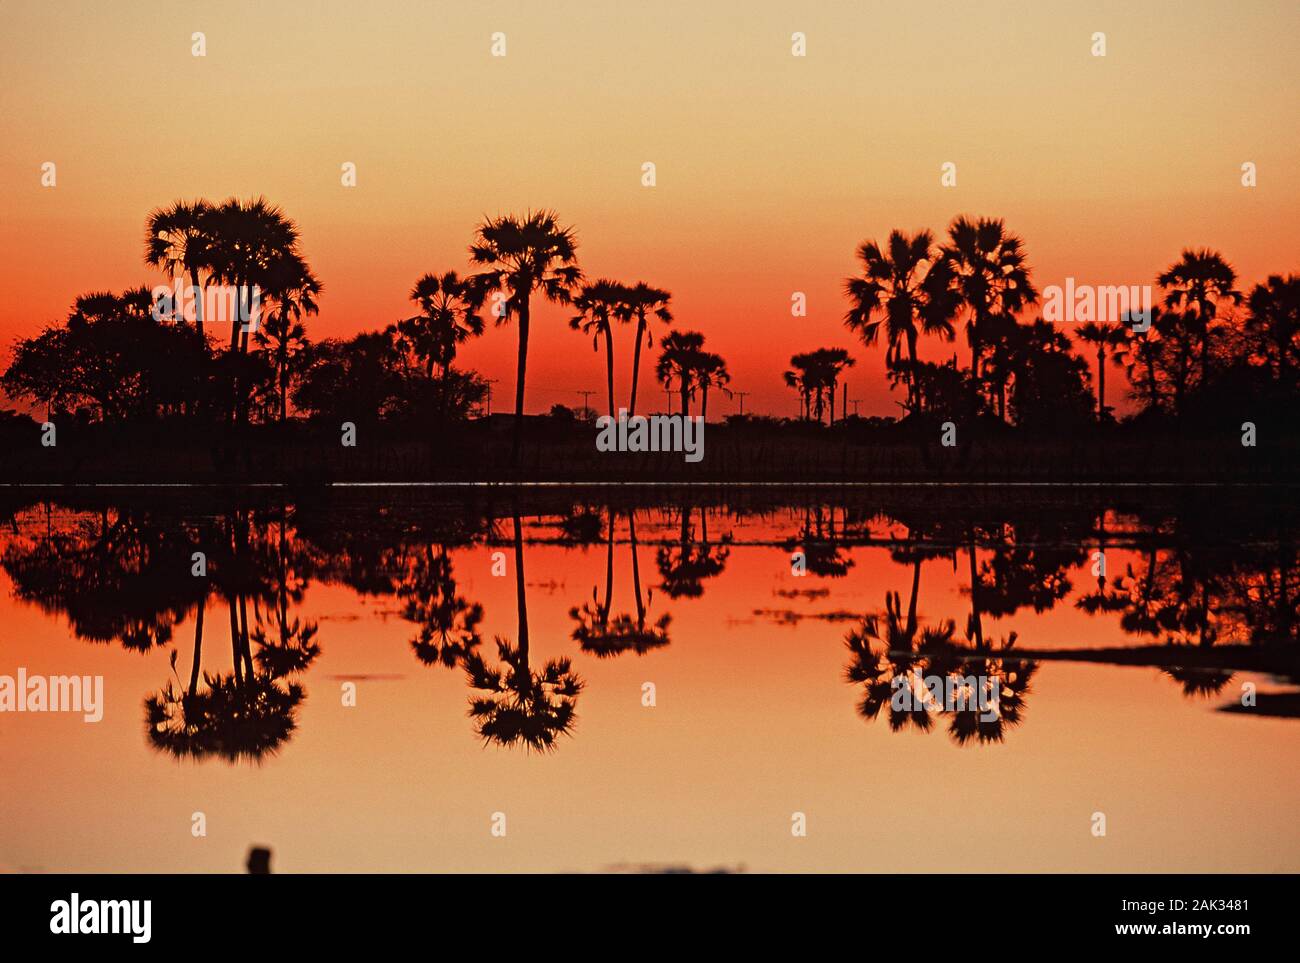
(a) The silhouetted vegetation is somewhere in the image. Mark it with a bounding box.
[2,201,1296,484]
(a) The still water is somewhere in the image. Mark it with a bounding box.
[1,487,1296,872]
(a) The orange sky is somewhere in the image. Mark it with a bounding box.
[1,0,1297,417]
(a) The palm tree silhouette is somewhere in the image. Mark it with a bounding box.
[1244,274,1300,385]
[656,330,705,416]
[809,348,855,424]
[942,216,1037,417]
[1113,313,1164,413]
[1158,248,1242,386]
[570,280,626,418]
[398,271,487,379]
[462,513,584,750]
[694,351,732,422]
[204,198,303,352]
[783,352,817,420]
[144,199,215,347]
[1073,321,1127,421]
[618,282,673,415]
[253,265,317,422]
[844,229,959,413]
[469,211,581,464]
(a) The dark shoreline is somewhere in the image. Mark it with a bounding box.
[3,416,1297,486]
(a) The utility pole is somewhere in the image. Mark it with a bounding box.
[664,384,673,415]
[577,390,596,420]
[484,378,500,416]
[850,398,862,418]
[734,391,750,416]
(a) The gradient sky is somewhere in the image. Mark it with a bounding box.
[1,0,1297,416]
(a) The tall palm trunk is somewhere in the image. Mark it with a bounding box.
[603,322,616,419]
[229,599,243,687]
[906,330,920,413]
[601,510,614,626]
[701,384,709,423]
[629,512,646,626]
[511,295,531,466]
[967,532,984,649]
[629,312,646,416]
[513,513,528,664]
[906,558,921,637]
[1096,346,1106,420]
[679,374,690,419]
[188,597,206,699]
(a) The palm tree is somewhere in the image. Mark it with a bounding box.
[844,229,959,413]
[462,513,584,751]
[469,211,582,464]
[808,347,855,424]
[570,279,626,418]
[1244,274,1300,385]
[694,351,732,422]
[617,282,672,415]
[253,313,309,423]
[942,216,1037,417]
[1157,248,1242,386]
[783,354,816,420]
[254,258,320,422]
[656,330,705,416]
[144,199,215,346]
[204,197,304,354]
[1073,321,1127,421]
[398,271,486,379]
[1113,313,1163,414]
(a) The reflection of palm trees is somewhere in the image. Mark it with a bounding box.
[1078,538,1236,697]
[1,508,199,650]
[845,591,953,732]
[398,545,483,667]
[144,596,309,762]
[846,532,1040,745]
[783,505,853,578]
[144,506,319,762]
[656,505,730,598]
[463,514,583,751]
[570,509,671,657]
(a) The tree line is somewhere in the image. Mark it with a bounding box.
[3,200,1296,461]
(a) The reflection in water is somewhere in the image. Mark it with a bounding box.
[143,508,318,761]
[570,509,671,658]
[462,514,584,751]
[2,489,1298,765]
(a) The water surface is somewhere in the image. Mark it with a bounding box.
[1,488,1296,872]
